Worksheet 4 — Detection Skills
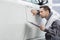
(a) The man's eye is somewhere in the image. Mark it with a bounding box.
[40,11,43,13]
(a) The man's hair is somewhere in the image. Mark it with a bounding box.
[40,5,51,13]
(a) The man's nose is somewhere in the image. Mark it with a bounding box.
[40,13,42,15]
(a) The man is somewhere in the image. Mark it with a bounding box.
[31,5,60,40]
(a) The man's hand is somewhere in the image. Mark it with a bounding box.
[39,25,46,31]
[31,9,38,16]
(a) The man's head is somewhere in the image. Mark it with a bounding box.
[39,5,51,18]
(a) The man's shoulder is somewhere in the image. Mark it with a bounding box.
[53,20,60,26]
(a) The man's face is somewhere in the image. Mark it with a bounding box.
[39,8,48,18]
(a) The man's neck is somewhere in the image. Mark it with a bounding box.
[45,12,52,20]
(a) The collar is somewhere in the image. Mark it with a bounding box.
[46,12,53,20]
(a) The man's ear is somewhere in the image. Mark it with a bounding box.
[45,10,49,15]
[46,10,49,13]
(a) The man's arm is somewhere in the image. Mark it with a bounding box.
[31,9,40,16]
[40,20,60,35]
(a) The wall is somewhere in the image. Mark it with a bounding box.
[0,1,26,40]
